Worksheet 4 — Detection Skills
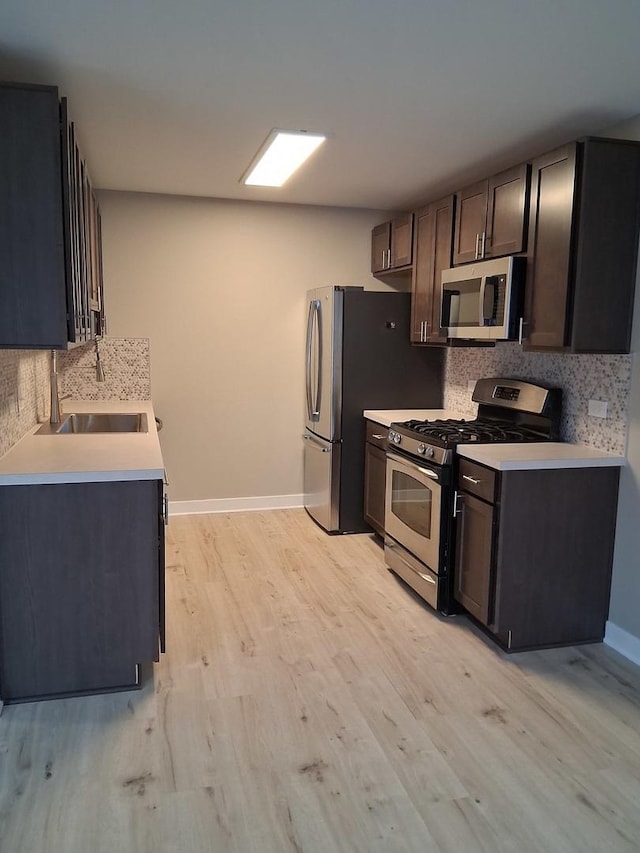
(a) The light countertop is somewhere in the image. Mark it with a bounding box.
[364,408,467,428]
[457,442,626,471]
[0,400,165,485]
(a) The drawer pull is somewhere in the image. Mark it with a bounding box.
[372,434,385,440]
[462,475,481,485]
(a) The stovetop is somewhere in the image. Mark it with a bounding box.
[388,380,562,465]
[400,417,544,445]
[387,417,550,465]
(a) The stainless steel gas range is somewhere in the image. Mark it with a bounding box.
[384,378,562,614]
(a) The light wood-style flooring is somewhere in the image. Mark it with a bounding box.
[1,509,640,852]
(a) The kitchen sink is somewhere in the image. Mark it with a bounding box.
[38,413,148,434]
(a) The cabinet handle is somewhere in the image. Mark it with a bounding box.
[453,490,464,517]
[381,250,386,269]
[387,248,391,268]
[474,234,480,260]
[372,434,385,440]
[462,474,481,485]
[518,316,528,345]
[480,231,486,258]
[163,492,169,525]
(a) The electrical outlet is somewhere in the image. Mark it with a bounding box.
[588,399,608,418]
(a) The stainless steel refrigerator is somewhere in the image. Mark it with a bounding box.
[303,286,444,533]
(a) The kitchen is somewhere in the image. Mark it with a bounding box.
[2,2,640,851]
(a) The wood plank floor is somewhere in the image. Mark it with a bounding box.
[2,509,640,852]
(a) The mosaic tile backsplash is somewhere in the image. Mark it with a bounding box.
[0,338,151,459]
[0,349,49,458]
[57,337,151,401]
[444,343,633,455]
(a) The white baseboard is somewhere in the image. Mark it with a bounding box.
[169,494,304,516]
[604,621,640,667]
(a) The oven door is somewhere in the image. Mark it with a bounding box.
[384,451,442,573]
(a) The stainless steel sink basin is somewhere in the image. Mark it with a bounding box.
[38,412,148,434]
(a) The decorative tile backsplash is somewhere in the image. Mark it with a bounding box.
[0,349,49,458]
[0,338,151,459]
[444,343,633,454]
[57,337,151,400]
[0,337,633,460]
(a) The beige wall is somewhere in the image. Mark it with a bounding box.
[99,192,399,503]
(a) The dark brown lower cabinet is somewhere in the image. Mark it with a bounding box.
[454,492,495,625]
[454,460,620,651]
[363,420,388,536]
[0,478,165,703]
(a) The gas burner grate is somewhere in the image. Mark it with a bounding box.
[399,418,544,445]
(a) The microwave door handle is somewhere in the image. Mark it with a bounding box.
[478,276,487,326]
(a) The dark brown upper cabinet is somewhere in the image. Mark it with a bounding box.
[371,213,413,274]
[453,163,530,265]
[524,138,640,353]
[0,82,104,349]
[410,196,454,345]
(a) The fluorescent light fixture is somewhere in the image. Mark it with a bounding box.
[242,130,326,187]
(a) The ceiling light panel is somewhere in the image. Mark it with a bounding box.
[242,130,326,187]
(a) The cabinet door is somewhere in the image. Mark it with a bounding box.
[453,180,487,265]
[486,163,530,258]
[371,222,391,272]
[411,197,453,344]
[390,214,413,268]
[0,84,68,348]
[0,480,160,702]
[158,479,167,653]
[364,441,387,536]
[410,204,436,343]
[524,144,577,349]
[454,492,495,625]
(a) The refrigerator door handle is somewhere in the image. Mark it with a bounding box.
[312,299,322,420]
[305,300,315,420]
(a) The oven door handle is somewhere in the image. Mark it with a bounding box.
[418,467,439,480]
[386,451,441,484]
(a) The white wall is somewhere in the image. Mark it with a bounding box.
[99,192,399,504]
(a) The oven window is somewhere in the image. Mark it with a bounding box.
[391,470,432,538]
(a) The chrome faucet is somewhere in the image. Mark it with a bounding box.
[49,340,105,425]
[49,350,63,425]
[95,337,106,383]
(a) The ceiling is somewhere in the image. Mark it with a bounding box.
[3,0,640,211]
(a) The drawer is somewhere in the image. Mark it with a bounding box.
[365,420,389,449]
[458,458,496,504]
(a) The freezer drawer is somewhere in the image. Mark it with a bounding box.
[303,431,340,532]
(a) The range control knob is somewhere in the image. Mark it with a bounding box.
[418,444,435,458]
[392,431,402,445]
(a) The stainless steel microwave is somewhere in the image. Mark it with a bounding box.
[440,256,524,341]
